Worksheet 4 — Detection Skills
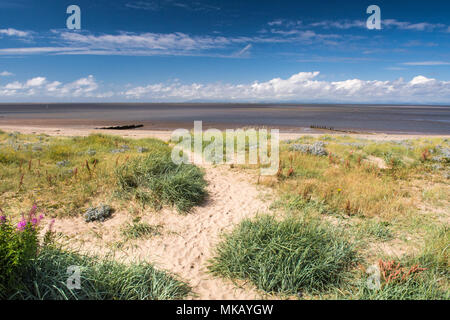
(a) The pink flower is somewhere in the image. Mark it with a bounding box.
[15,205,43,231]
[17,219,27,231]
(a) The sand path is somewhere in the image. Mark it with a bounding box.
[143,164,271,299]
[3,125,274,299]
[53,161,271,300]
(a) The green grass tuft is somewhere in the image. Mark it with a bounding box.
[116,152,207,213]
[209,215,357,296]
[8,246,190,300]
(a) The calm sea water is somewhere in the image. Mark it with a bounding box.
[0,103,449,134]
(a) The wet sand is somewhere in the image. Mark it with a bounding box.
[1,125,449,142]
[1,103,449,134]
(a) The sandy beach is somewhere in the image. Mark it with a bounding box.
[1,124,448,300]
[1,0,449,306]
[1,124,449,142]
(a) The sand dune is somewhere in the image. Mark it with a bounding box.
[52,159,272,299]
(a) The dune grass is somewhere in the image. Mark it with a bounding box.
[212,134,448,299]
[259,136,449,219]
[0,131,207,217]
[115,151,207,213]
[209,215,357,296]
[7,245,190,300]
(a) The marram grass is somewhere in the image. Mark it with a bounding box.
[0,132,207,217]
[115,152,207,213]
[209,215,357,296]
[7,245,190,300]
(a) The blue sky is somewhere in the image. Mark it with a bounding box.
[0,0,449,103]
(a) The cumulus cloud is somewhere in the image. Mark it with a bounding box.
[0,71,14,76]
[0,28,30,37]
[0,75,100,98]
[1,72,449,103]
[26,77,46,87]
[121,72,450,103]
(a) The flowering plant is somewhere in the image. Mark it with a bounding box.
[15,204,44,231]
[0,205,43,295]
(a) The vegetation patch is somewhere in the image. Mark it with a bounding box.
[11,246,190,300]
[115,152,207,213]
[262,136,450,219]
[121,217,162,240]
[0,132,207,217]
[209,215,357,296]
[0,205,189,300]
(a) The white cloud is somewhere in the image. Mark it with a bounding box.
[60,32,218,50]
[409,75,435,85]
[26,77,46,87]
[383,19,445,31]
[1,75,100,98]
[234,44,252,57]
[0,47,82,55]
[4,81,22,90]
[1,72,449,103]
[125,1,158,11]
[0,28,30,37]
[125,1,220,12]
[402,61,450,66]
[0,71,14,76]
[0,28,351,57]
[268,19,284,26]
[121,72,450,103]
[309,20,365,29]
[273,18,448,32]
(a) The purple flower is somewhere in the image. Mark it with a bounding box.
[17,219,27,231]
[0,216,6,224]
